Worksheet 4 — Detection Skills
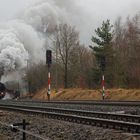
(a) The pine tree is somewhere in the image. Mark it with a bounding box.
[90,19,114,88]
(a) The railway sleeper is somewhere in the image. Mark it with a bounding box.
[85,121,91,125]
[129,128,137,133]
[96,122,102,127]
[68,118,72,122]
[133,119,140,123]
[114,125,122,130]
[108,124,114,129]
[102,123,108,128]
[91,122,96,126]
[81,120,87,125]
[99,115,104,118]
[57,116,61,120]
[122,126,129,132]
[77,119,81,124]
[112,116,117,120]
[73,119,76,123]
[136,128,140,133]
[122,118,127,122]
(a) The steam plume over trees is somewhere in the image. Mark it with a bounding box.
[26,14,140,93]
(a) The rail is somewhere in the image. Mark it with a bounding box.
[8,100,140,106]
[0,103,140,123]
[0,104,140,133]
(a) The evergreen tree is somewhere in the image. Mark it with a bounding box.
[90,19,114,88]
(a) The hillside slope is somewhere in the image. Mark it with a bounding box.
[33,88,140,101]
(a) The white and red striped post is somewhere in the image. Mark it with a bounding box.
[47,66,51,101]
[102,75,105,100]
[46,50,52,101]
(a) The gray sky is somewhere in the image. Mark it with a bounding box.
[0,0,31,21]
[0,0,140,45]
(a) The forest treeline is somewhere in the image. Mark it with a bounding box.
[26,14,140,93]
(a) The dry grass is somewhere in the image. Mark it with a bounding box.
[33,88,140,101]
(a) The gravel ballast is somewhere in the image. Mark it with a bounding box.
[0,110,140,140]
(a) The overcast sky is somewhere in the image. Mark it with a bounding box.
[0,0,139,20]
[0,0,140,45]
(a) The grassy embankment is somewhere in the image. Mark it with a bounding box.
[33,88,140,101]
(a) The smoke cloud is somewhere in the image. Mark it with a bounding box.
[0,0,140,83]
[0,0,69,86]
[0,20,44,75]
[21,0,67,33]
[0,0,70,79]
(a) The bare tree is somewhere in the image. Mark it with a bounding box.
[54,24,79,88]
[113,15,140,88]
[68,45,94,88]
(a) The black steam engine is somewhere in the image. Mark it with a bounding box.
[0,82,6,99]
[0,82,20,99]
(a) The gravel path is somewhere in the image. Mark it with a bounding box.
[0,110,140,140]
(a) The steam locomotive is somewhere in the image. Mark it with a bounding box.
[0,82,6,99]
[0,82,20,99]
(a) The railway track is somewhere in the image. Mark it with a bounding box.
[0,103,140,123]
[2,99,140,113]
[0,101,140,133]
[14,99,140,106]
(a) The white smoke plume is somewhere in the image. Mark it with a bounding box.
[1,0,138,72]
[20,0,67,33]
[0,0,70,77]
[0,0,72,82]
[0,0,70,93]
[0,19,45,73]
[0,26,28,72]
[0,0,139,93]
[1,0,138,79]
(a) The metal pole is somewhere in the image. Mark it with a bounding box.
[55,42,58,92]
[23,119,26,140]
[102,75,105,100]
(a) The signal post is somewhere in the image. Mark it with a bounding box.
[46,50,52,101]
[101,56,106,100]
